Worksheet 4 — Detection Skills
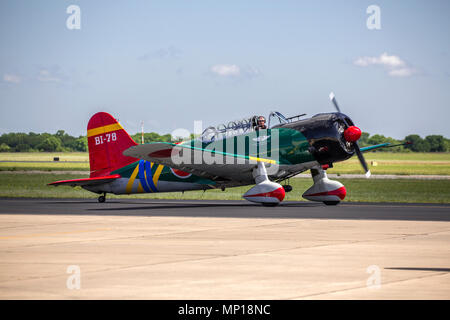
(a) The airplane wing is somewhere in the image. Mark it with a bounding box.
[123,142,279,184]
[359,143,391,152]
[360,142,411,153]
[48,174,121,187]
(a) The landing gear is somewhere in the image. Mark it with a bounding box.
[243,162,285,206]
[262,202,280,207]
[282,185,293,192]
[302,166,346,204]
[323,201,340,206]
[98,193,106,203]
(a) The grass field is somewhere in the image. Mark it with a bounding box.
[0,173,449,203]
[0,152,89,171]
[0,152,449,203]
[0,152,88,162]
[0,152,449,175]
[327,152,450,175]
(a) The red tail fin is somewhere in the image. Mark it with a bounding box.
[87,112,138,177]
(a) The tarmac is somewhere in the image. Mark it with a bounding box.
[0,198,449,299]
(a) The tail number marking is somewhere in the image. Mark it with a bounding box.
[94,132,117,145]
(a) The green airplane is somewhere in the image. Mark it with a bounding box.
[50,93,400,206]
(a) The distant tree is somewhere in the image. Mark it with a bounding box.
[0,130,448,153]
[15,144,31,152]
[55,130,65,137]
[359,132,370,147]
[425,135,447,152]
[367,134,405,152]
[0,143,11,152]
[368,134,389,145]
[37,137,63,152]
[404,134,430,152]
[131,132,173,144]
[72,137,88,152]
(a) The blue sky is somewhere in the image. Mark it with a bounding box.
[1,0,449,139]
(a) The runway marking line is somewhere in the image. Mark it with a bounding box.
[0,228,111,240]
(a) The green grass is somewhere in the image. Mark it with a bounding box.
[325,152,450,176]
[0,152,449,175]
[327,160,450,175]
[0,152,88,161]
[0,152,89,171]
[360,152,450,161]
[0,163,89,171]
[0,173,449,203]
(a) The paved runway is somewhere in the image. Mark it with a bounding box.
[0,198,449,299]
[1,198,449,221]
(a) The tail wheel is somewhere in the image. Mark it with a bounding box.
[98,194,106,203]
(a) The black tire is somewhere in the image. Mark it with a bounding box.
[323,201,339,206]
[98,195,106,203]
[282,185,293,192]
[262,202,279,207]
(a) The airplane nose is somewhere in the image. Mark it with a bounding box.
[343,126,362,142]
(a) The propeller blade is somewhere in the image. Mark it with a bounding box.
[354,142,371,178]
[329,92,341,113]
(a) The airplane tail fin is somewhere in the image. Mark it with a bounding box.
[87,112,138,177]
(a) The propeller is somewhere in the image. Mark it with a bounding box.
[329,92,341,113]
[329,92,371,178]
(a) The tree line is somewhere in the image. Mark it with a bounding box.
[0,130,448,152]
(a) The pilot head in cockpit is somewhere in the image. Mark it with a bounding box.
[256,116,267,130]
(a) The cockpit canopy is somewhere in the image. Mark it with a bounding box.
[199,111,290,143]
[267,111,289,128]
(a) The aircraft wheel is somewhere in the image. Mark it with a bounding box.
[323,201,339,206]
[262,202,279,207]
[282,185,293,192]
[98,195,106,203]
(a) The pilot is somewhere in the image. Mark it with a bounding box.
[256,116,267,130]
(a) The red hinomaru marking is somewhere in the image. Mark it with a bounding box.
[305,186,347,200]
[171,168,191,178]
[245,187,286,202]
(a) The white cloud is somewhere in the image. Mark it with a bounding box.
[210,64,241,77]
[388,68,416,77]
[209,64,261,79]
[3,73,21,84]
[37,69,61,82]
[354,53,405,68]
[354,53,415,77]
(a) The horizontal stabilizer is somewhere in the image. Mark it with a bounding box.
[48,174,121,187]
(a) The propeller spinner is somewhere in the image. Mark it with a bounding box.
[329,92,371,178]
